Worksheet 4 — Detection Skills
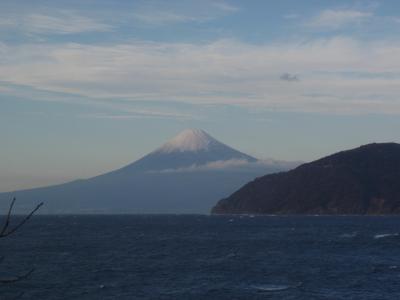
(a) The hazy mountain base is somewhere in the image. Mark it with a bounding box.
[0,167,282,214]
[0,129,299,214]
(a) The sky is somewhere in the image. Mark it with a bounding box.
[1,0,400,192]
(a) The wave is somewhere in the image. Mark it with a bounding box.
[198,252,237,265]
[340,232,358,238]
[251,282,302,292]
[374,233,399,239]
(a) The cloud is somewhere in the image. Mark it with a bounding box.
[283,14,300,20]
[133,11,199,25]
[0,10,113,35]
[78,109,195,120]
[307,9,373,30]
[132,0,239,25]
[212,2,240,13]
[1,37,400,114]
[0,85,13,93]
[280,73,299,82]
[147,159,299,173]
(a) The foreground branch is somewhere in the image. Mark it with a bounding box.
[0,198,43,289]
[0,198,43,238]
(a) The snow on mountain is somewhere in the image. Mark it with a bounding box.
[156,129,216,153]
[116,129,257,173]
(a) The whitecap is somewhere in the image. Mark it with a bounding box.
[251,284,291,292]
[374,233,399,239]
[340,232,358,238]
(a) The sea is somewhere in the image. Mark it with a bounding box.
[1,215,400,299]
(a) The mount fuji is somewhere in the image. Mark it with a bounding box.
[1,129,299,214]
[113,129,257,174]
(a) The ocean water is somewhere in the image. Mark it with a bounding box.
[1,215,400,299]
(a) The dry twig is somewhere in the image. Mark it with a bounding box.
[0,198,43,238]
[0,198,43,288]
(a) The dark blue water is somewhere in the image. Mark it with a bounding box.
[1,215,400,299]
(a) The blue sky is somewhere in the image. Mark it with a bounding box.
[1,0,400,191]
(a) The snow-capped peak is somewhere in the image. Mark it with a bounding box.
[156,129,217,153]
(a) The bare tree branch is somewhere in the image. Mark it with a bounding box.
[0,197,16,236]
[0,200,43,238]
[0,197,43,291]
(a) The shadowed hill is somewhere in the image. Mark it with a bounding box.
[212,143,400,215]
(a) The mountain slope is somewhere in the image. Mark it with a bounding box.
[115,129,256,173]
[1,129,296,214]
[212,143,400,215]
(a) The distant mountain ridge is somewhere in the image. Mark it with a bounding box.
[1,129,297,214]
[212,143,400,215]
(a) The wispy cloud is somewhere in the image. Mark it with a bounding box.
[133,11,200,25]
[283,14,300,20]
[0,10,113,35]
[307,9,373,30]
[212,2,240,13]
[147,158,298,173]
[132,0,239,25]
[2,37,400,115]
[0,85,13,93]
[79,109,195,121]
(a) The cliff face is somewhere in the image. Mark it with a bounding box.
[212,143,400,215]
